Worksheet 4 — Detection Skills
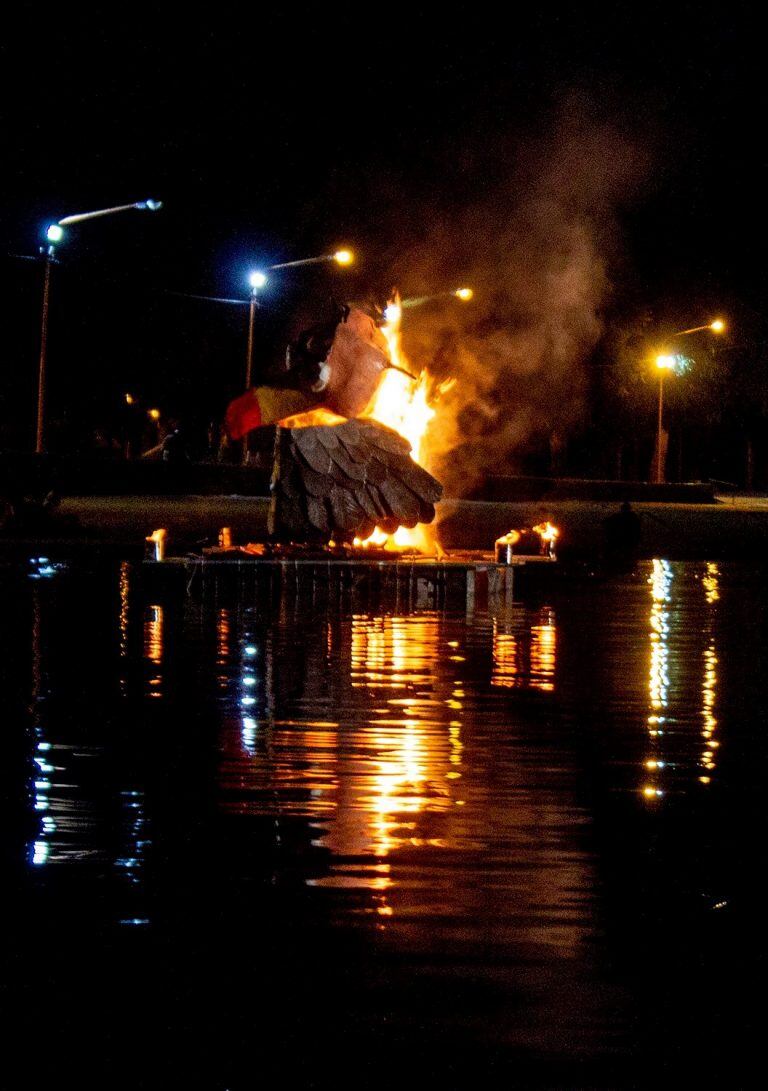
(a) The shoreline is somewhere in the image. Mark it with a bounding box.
[3,493,768,561]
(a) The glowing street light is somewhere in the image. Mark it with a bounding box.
[651,319,727,483]
[35,198,163,454]
[400,287,475,309]
[653,354,676,484]
[238,249,354,464]
[267,248,355,271]
[244,271,269,393]
[673,318,726,336]
[248,270,268,292]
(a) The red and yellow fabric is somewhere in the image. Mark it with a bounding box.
[224,387,316,440]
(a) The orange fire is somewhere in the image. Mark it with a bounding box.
[278,296,451,553]
[357,296,452,552]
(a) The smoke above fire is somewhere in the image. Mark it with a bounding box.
[387,95,651,492]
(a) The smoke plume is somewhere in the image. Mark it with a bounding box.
[392,94,651,492]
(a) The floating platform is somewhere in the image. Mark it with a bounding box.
[140,552,557,612]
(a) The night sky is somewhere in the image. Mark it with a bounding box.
[1,6,765,453]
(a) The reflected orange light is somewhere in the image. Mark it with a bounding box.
[492,608,557,691]
[645,560,672,801]
[144,604,164,696]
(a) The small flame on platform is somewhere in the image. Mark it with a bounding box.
[533,522,559,556]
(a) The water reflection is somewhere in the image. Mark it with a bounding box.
[144,603,164,697]
[492,605,557,691]
[8,558,768,1081]
[644,559,672,799]
[644,560,720,800]
[700,563,720,784]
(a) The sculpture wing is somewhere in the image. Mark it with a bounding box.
[269,418,442,542]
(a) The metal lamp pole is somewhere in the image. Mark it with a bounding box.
[651,321,725,484]
[655,367,666,484]
[34,199,162,454]
[35,247,54,454]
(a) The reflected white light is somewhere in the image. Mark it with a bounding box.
[242,715,257,752]
[244,645,257,656]
[241,696,256,706]
[242,675,256,686]
[32,841,50,865]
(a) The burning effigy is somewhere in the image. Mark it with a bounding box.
[224,302,445,548]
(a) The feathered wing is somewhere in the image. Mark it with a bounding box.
[268,418,442,542]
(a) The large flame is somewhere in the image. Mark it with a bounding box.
[358,297,452,552]
[279,296,451,553]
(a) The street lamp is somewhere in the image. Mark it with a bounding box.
[239,251,354,463]
[399,286,475,310]
[35,198,163,454]
[244,270,268,391]
[651,318,726,484]
[653,355,676,484]
[673,318,726,336]
[168,248,356,463]
[267,248,354,271]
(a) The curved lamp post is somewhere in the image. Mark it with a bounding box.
[242,249,354,393]
[652,318,726,483]
[36,199,163,454]
[177,249,354,464]
[398,286,474,311]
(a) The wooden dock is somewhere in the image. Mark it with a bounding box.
[140,552,557,612]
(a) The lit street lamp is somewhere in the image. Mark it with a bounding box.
[652,318,726,483]
[35,199,163,454]
[399,286,474,310]
[673,318,726,336]
[653,354,676,484]
[241,253,354,390]
[268,249,354,271]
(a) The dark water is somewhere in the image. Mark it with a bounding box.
[2,558,767,1087]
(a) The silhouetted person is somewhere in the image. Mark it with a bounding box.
[161,422,188,464]
[602,501,641,571]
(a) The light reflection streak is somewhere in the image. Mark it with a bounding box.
[643,560,721,799]
[322,616,463,904]
[118,562,130,658]
[219,614,466,909]
[27,592,58,866]
[492,607,558,691]
[216,608,231,689]
[644,559,672,800]
[114,788,151,923]
[700,564,720,783]
[144,603,164,696]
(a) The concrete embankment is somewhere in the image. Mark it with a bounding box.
[43,493,768,560]
[437,497,768,559]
